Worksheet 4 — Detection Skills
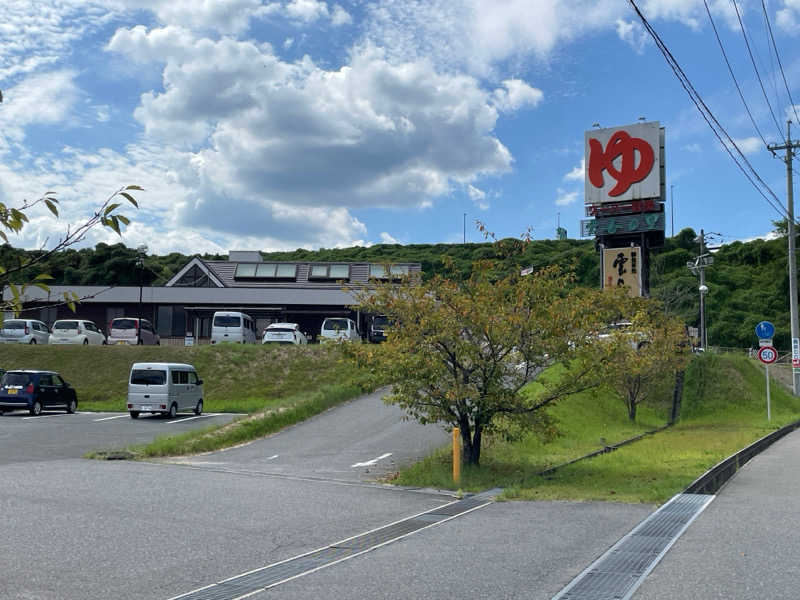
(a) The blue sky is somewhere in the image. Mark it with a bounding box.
[2,0,800,255]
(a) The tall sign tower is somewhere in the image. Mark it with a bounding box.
[581,121,666,296]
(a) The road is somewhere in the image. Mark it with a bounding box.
[0,409,241,465]
[12,387,789,599]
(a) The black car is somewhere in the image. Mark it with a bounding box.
[0,370,78,416]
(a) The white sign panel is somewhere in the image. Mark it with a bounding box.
[585,121,662,205]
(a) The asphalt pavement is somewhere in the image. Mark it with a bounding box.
[632,426,800,600]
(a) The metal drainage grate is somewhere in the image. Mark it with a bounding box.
[169,496,492,600]
[551,493,714,600]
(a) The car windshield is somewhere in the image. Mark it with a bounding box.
[112,319,138,330]
[214,315,241,327]
[373,316,390,327]
[323,319,348,331]
[130,370,166,385]
[2,321,26,330]
[53,321,80,330]
[5,372,32,386]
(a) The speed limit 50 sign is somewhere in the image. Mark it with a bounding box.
[758,346,778,364]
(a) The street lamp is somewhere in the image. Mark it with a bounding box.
[699,284,709,350]
[688,229,720,351]
[136,245,148,344]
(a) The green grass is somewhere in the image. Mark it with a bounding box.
[394,353,800,504]
[0,343,378,413]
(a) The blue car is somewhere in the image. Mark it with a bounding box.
[0,370,78,416]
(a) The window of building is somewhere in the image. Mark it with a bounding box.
[174,265,214,287]
[370,264,409,280]
[309,264,350,280]
[235,263,258,278]
[276,264,297,278]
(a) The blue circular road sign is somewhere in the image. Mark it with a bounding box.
[756,321,775,339]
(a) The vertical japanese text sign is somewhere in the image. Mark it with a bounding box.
[602,247,642,297]
[585,122,662,205]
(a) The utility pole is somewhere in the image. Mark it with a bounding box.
[768,121,800,396]
[670,184,675,237]
[687,229,716,351]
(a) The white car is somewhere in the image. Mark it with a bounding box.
[49,319,107,345]
[262,323,308,345]
[319,317,360,343]
[0,319,50,344]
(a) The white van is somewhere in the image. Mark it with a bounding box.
[127,362,204,419]
[320,317,360,343]
[211,311,257,344]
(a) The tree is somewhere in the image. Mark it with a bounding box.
[349,264,627,466]
[1,186,141,317]
[592,301,690,421]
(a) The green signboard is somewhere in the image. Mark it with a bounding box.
[581,212,665,238]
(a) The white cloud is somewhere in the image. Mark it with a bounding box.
[732,136,762,155]
[564,158,584,181]
[286,0,330,22]
[0,71,81,142]
[331,4,353,26]
[683,142,702,153]
[555,187,579,206]
[775,0,800,31]
[468,184,489,210]
[125,0,272,34]
[107,29,517,229]
[380,231,400,244]
[492,79,543,112]
[615,19,647,53]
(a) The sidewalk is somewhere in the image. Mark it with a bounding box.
[632,426,800,599]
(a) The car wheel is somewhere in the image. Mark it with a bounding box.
[129,411,139,419]
[0,408,4,416]
[30,400,42,416]
[82,339,89,346]
[29,339,36,345]
[194,400,203,416]
[168,403,177,418]
[137,339,143,345]
[66,399,77,414]
[102,340,107,345]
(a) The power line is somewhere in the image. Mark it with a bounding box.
[761,0,800,126]
[731,0,787,143]
[627,0,789,220]
[703,0,769,149]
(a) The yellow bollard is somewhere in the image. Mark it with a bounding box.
[452,427,461,484]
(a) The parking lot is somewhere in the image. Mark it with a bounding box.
[0,410,241,465]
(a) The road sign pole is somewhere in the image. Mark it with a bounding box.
[766,364,772,423]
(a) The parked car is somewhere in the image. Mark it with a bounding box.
[0,370,77,415]
[107,317,160,345]
[319,317,360,343]
[49,319,107,345]
[211,311,257,344]
[262,322,308,345]
[127,362,204,419]
[0,319,50,344]
[368,315,392,343]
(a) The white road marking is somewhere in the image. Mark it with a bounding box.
[166,415,212,424]
[22,413,69,420]
[351,452,392,468]
[267,454,279,460]
[93,414,129,422]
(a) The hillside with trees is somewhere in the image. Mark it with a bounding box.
[1,225,794,350]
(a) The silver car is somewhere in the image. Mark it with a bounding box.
[0,319,50,344]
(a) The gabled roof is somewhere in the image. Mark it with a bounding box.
[164,257,225,288]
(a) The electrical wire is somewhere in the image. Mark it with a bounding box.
[627,0,789,220]
[731,0,787,143]
[703,0,769,149]
[761,0,800,126]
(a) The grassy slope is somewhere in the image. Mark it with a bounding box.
[0,344,376,413]
[395,354,800,504]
